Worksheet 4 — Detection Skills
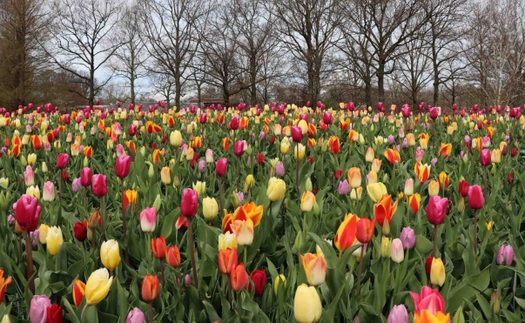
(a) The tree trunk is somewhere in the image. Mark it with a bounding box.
[89,64,95,108]
[250,55,257,105]
[377,62,385,103]
[175,77,181,110]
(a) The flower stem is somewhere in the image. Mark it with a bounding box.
[473,209,478,256]
[149,302,153,323]
[160,259,165,285]
[218,177,224,215]
[120,179,129,266]
[187,218,199,290]
[25,230,34,294]
[432,225,438,257]
[356,243,366,296]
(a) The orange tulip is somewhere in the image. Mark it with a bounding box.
[328,136,340,154]
[166,246,181,268]
[339,118,350,130]
[0,269,12,304]
[222,202,263,232]
[347,167,361,188]
[384,148,401,165]
[31,135,42,150]
[334,214,358,252]
[414,310,450,323]
[307,138,317,148]
[83,146,93,158]
[218,248,238,274]
[439,143,452,157]
[356,218,375,244]
[72,279,85,307]
[300,253,327,286]
[408,193,421,215]
[473,137,482,150]
[222,137,229,150]
[240,117,249,130]
[230,263,249,291]
[348,130,359,142]
[151,236,167,259]
[307,123,317,137]
[374,194,398,226]
[191,136,202,149]
[141,275,159,302]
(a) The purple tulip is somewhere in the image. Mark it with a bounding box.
[7,214,15,225]
[72,178,82,192]
[29,295,52,323]
[126,307,146,323]
[338,180,350,195]
[388,135,395,145]
[275,161,285,177]
[198,160,206,173]
[387,305,409,323]
[400,227,416,249]
[497,245,514,266]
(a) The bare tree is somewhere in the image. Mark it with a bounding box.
[44,0,122,107]
[271,0,342,105]
[0,0,48,109]
[111,3,148,105]
[139,0,209,110]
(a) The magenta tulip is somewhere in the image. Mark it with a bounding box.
[216,158,228,177]
[180,188,198,218]
[56,153,69,169]
[13,194,41,231]
[467,185,484,210]
[425,196,448,225]
[115,155,131,179]
[290,126,302,142]
[91,174,107,197]
[80,167,92,187]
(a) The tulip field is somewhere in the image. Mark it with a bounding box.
[1,102,525,323]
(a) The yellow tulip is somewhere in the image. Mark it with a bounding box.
[274,274,286,295]
[380,236,391,258]
[294,284,322,323]
[267,177,286,202]
[294,143,306,161]
[300,191,316,212]
[100,240,121,271]
[365,147,375,162]
[218,232,237,251]
[46,226,64,256]
[38,224,49,244]
[202,197,219,220]
[366,182,387,202]
[192,181,206,196]
[430,258,445,287]
[280,137,291,154]
[27,154,37,166]
[85,268,113,305]
[1,314,10,323]
[26,185,40,199]
[160,167,171,184]
[428,180,440,196]
[0,177,8,188]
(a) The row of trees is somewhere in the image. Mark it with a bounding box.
[0,0,524,110]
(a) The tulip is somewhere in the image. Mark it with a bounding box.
[24,165,35,186]
[381,237,392,258]
[356,218,375,244]
[387,305,409,323]
[480,149,491,165]
[215,158,228,177]
[371,158,382,172]
[410,286,445,315]
[384,148,401,164]
[428,180,439,196]
[80,167,92,187]
[160,167,171,184]
[274,274,286,295]
[202,197,219,220]
[73,221,88,241]
[72,279,86,307]
[400,227,416,249]
[29,295,52,323]
[250,269,266,296]
[294,143,306,160]
[300,191,316,212]
[294,284,322,323]
[115,155,131,179]
[426,196,448,225]
[46,304,62,323]
[430,258,445,286]
[91,174,107,197]
[334,213,357,252]
[275,161,285,176]
[170,130,182,147]
[218,232,238,251]
[166,246,181,267]
[140,207,156,232]
[13,194,41,231]
[46,226,63,256]
[390,238,404,263]
[231,219,254,246]
[280,137,291,154]
[230,263,249,291]
[100,239,121,270]
[347,167,361,188]
[300,253,327,286]
[404,178,414,196]
[233,140,244,156]
[350,187,363,200]
[26,185,40,199]
[180,188,198,218]
[366,182,387,202]
[56,153,69,169]
[1,315,9,323]
[338,180,350,195]
[467,185,484,210]
[458,179,469,197]
[218,248,238,274]
[151,236,167,259]
[141,275,159,302]
[126,307,146,323]
[497,245,514,265]
[267,177,286,201]
[0,269,12,304]
[374,194,398,226]
[192,181,206,196]
[42,181,55,202]
[291,126,302,142]
[414,310,450,323]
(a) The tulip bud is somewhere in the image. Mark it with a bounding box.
[390,238,404,263]
[380,237,391,258]
[152,194,162,211]
[305,177,313,192]
[274,274,286,295]
[491,291,500,314]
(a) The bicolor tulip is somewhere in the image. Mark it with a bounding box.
[0,269,12,304]
[334,213,358,252]
[438,143,452,157]
[85,268,113,305]
[480,149,491,165]
[141,275,159,302]
[438,171,449,189]
[347,167,361,188]
[160,167,171,184]
[428,180,439,196]
[42,181,55,202]
[371,158,382,172]
[374,194,398,226]
[415,162,431,182]
[300,191,316,212]
[300,253,327,286]
[410,286,445,315]
[24,166,34,186]
[140,207,156,232]
[218,248,238,274]
[72,279,85,307]
[384,148,401,164]
[123,190,138,212]
[414,310,450,323]
[230,219,254,246]
[497,245,514,266]
[218,232,238,251]
[294,284,322,323]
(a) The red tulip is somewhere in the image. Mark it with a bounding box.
[13,194,41,231]
[151,236,167,259]
[91,174,107,197]
[233,140,244,157]
[257,153,264,165]
[229,116,239,130]
[230,263,249,291]
[180,188,198,218]
[115,155,131,179]
[425,256,433,275]
[128,124,137,136]
[291,126,302,142]
[56,153,69,169]
[458,179,469,197]
[511,147,517,157]
[480,149,491,166]
[61,170,68,182]
[80,167,92,187]
[46,304,63,323]
[250,269,267,296]
[467,185,484,210]
[335,169,343,179]
[73,221,88,241]
[216,158,228,177]
[356,218,375,244]
[425,196,448,225]
[508,172,513,184]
